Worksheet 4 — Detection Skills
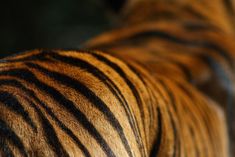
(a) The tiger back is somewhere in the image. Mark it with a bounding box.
[0,0,234,157]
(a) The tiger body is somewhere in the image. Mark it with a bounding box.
[0,0,234,157]
[0,49,228,157]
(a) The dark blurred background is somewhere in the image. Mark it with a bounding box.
[0,0,122,58]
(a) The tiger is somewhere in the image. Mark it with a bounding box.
[0,0,234,157]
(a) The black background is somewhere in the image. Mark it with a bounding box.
[0,0,116,58]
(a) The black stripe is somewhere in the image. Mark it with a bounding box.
[124,2,206,21]
[24,97,70,157]
[223,0,234,14]
[150,107,162,157]
[0,68,117,157]
[126,63,178,157]
[0,139,14,157]
[26,62,134,157]
[158,80,177,112]
[197,53,234,140]
[90,52,148,156]
[0,79,91,157]
[124,61,157,153]
[189,118,200,156]
[183,22,219,32]
[170,113,178,157]
[183,6,206,20]
[186,80,223,156]
[175,82,211,156]
[27,100,90,157]
[155,80,180,157]
[153,55,193,82]
[0,119,27,157]
[0,90,69,156]
[94,30,233,67]
[0,91,37,132]
[90,53,146,127]
[143,10,180,21]
[91,53,144,113]
[133,31,232,67]
[173,61,193,83]
[163,92,179,157]
[47,52,143,155]
[132,51,193,82]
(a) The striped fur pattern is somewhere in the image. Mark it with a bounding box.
[0,50,228,157]
[88,1,235,156]
[0,0,234,156]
